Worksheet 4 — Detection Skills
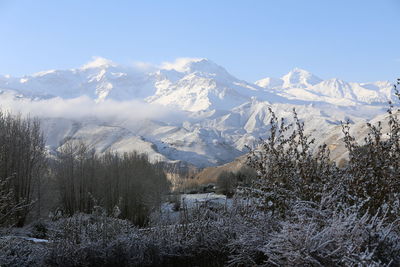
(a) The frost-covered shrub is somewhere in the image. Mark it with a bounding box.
[247,83,400,219]
[45,205,235,266]
[0,237,47,267]
[1,198,398,266]
[341,114,400,217]
[226,202,400,266]
[45,213,134,266]
[260,204,400,266]
[246,108,336,216]
[240,90,400,265]
[49,212,133,245]
[146,202,234,265]
[334,80,400,218]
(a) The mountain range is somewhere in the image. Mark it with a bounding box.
[0,57,394,169]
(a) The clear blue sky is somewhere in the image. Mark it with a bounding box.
[0,0,399,82]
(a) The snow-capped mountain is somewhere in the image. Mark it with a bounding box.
[256,68,393,106]
[148,59,250,112]
[0,57,394,168]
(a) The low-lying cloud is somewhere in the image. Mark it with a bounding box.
[0,93,186,124]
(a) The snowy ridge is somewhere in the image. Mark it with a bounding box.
[0,57,394,167]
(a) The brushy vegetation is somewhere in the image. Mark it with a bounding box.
[1,80,400,266]
[1,198,399,266]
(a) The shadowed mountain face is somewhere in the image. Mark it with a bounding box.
[0,57,393,167]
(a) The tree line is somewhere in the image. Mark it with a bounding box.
[54,141,169,226]
[0,111,46,227]
[0,111,170,227]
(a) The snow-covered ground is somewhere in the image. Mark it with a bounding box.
[159,193,231,224]
[180,193,230,208]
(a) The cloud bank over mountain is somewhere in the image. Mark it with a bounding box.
[0,94,184,124]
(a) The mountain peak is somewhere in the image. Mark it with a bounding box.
[285,67,316,77]
[80,57,117,70]
[281,68,322,88]
[160,58,230,76]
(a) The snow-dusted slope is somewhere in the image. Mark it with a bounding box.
[0,58,394,167]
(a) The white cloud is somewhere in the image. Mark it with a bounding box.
[160,57,205,72]
[80,56,117,70]
[0,93,185,124]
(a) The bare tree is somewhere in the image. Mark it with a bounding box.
[0,111,46,226]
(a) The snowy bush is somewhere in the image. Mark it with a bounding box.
[0,197,399,266]
[246,108,336,217]
[44,205,234,266]
[260,205,399,266]
[341,115,400,217]
[335,80,400,218]
[0,237,48,267]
